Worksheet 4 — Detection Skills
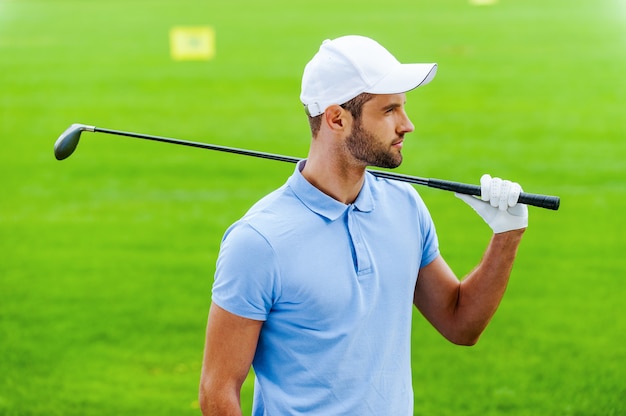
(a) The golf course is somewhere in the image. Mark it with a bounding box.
[1,0,624,414]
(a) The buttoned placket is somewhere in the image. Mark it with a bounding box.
[346,205,373,276]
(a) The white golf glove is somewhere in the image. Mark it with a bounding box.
[455,174,528,233]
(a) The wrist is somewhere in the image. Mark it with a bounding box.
[492,227,525,241]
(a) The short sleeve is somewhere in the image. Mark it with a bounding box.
[211,222,280,321]
[411,188,439,268]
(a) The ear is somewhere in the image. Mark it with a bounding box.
[323,105,352,133]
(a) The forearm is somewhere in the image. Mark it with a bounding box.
[455,229,525,343]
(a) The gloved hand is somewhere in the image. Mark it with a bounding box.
[455,174,528,233]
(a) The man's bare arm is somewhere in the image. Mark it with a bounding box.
[198,303,263,416]
[414,229,525,345]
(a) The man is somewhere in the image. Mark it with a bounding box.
[199,35,527,415]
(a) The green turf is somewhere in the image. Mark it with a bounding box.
[1,0,624,414]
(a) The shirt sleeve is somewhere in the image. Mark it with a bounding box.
[412,188,440,268]
[419,214,439,268]
[211,221,279,321]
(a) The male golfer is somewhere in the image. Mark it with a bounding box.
[199,35,527,415]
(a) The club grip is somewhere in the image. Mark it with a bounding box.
[518,193,560,211]
[428,179,560,211]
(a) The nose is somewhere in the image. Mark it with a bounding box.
[399,109,414,134]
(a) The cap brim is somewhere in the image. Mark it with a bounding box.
[366,63,437,95]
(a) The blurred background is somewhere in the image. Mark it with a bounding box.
[1,0,624,414]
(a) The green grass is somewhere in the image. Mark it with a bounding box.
[1,0,624,414]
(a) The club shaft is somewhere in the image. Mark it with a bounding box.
[95,127,301,164]
[91,127,559,210]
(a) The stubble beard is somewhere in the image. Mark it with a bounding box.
[345,120,403,169]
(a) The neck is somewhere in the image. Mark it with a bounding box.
[301,152,366,205]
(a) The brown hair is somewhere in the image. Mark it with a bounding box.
[306,93,375,137]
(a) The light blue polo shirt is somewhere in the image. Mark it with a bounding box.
[212,160,439,415]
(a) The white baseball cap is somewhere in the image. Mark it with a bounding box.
[300,35,438,117]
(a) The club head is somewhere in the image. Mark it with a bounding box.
[54,124,95,160]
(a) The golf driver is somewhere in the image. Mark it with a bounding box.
[54,123,560,210]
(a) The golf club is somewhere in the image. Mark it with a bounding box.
[54,123,561,210]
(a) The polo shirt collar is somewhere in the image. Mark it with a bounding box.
[288,160,375,221]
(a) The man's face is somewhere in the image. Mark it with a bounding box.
[345,93,414,169]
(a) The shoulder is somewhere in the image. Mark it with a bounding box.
[223,183,313,248]
[368,173,428,210]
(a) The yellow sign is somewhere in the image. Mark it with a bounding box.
[469,0,498,5]
[170,26,215,61]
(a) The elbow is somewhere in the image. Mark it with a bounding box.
[198,377,225,416]
[198,375,241,416]
[444,328,483,346]
[451,334,480,346]
[198,377,213,415]
[441,314,490,346]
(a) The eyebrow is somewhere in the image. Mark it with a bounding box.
[381,102,404,112]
